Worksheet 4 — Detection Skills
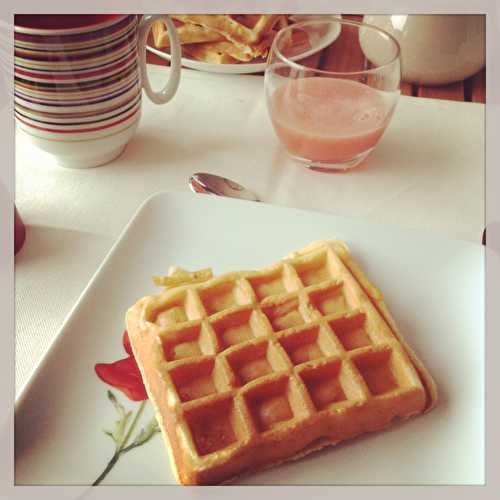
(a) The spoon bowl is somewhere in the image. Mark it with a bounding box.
[189,173,260,201]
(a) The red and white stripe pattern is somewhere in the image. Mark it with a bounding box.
[14,15,143,139]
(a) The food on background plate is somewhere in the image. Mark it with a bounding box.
[152,14,289,64]
[126,240,438,485]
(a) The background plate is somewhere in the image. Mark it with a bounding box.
[15,192,484,485]
[147,14,341,74]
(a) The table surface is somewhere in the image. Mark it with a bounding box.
[15,63,485,395]
[147,14,486,104]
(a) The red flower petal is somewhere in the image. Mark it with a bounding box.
[95,356,147,401]
[122,330,133,356]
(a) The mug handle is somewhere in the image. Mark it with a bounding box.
[137,15,181,105]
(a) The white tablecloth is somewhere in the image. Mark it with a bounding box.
[15,64,485,394]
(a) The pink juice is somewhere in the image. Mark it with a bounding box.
[269,77,392,163]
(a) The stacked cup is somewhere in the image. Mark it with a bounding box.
[14,14,182,168]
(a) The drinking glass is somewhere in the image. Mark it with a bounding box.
[265,18,401,171]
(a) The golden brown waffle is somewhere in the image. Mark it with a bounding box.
[171,14,281,47]
[126,240,437,485]
[152,20,225,48]
[183,41,252,63]
[152,14,287,64]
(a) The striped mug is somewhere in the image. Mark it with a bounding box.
[14,14,181,168]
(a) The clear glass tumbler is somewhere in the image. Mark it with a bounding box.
[265,18,401,171]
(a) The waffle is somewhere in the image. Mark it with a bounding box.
[183,41,255,63]
[152,20,225,48]
[126,240,437,485]
[181,42,240,64]
[171,14,282,48]
[152,14,287,64]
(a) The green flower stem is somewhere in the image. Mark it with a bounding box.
[92,451,121,486]
[117,400,146,453]
[93,400,147,486]
[121,440,146,454]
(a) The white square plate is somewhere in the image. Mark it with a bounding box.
[15,192,484,485]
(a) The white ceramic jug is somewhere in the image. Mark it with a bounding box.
[362,15,485,85]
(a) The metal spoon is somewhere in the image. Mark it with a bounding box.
[189,173,260,201]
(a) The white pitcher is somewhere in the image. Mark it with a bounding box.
[362,15,485,85]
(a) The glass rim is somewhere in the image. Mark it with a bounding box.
[270,17,401,76]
